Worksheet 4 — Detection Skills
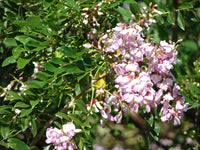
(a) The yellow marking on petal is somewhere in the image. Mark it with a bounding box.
[132,80,136,85]
[144,100,148,105]
[116,49,121,55]
[95,71,106,89]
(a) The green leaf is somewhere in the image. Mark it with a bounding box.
[75,84,81,96]
[146,115,154,127]
[14,102,30,108]
[189,83,200,96]
[62,64,85,74]
[5,91,23,100]
[190,102,200,109]
[0,125,9,139]
[68,114,82,124]
[124,0,137,3]
[31,119,37,137]
[15,35,30,44]
[20,108,32,117]
[8,138,29,150]
[43,62,58,72]
[2,56,17,67]
[53,121,62,129]
[62,46,76,58]
[178,2,193,9]
[75,100,86,112]
[154,122,160,135]
[43,145,51,150]
[0,106,12,115]
[51,57,66,65]
[177,11,185,31]
[78,139,83,150]
[169,148,181,150]
[77,73,88,82]
[66,0,79,10]
[116,6,132,19]
[30,99,40,108]
[13,20,29,27]
[17,57,33,69]
[3,38,17,47]
[34,72,51,81]
[26,16,40,27]
[12,47,23,56]
[129,3,140,19]
[56,112,70,120]
[44,0,55,8]
[0,140,9,148]
[24,38,44,48]
[21,118,29,131]
[52,77,63,86]
[81,120,91,128]
[30,146,40,150]
[182,40,198,52]
[167,12,175,25]
[157,15,164,24]
[25,80,47,88]
[31,46,46,52]
[150,131,159,141]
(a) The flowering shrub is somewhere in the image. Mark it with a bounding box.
[0,0,199,150]
[101,23,188,126]
[83,21,189,131]
[46,122,81,150]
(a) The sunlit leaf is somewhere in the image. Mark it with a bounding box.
[62,64,85,74]
[56,112,70,120]
[26,16,41,27]
[44,0,55,8]
[178,2,193,9]
[25,80,47,88]
[68,114,82,124]
[167,12,175,25]
[14,102,30,108]
[129,2,140,19]
[116,6,132,19]
[20,108,32,117]
[3,38,17,47]
[62,46,76,58]
[21,118,29,131]
[2,56,17,67]
[75,100,86,112]
[177,11,185,30]
[66,0,79,10]
[8,138,29,150]
[0,125,9,139]
[32,119,37,137]
[5,91,23,100]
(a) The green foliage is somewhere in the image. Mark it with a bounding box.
[0,0,199,149]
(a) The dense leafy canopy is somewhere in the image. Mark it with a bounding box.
[0,0,200,150]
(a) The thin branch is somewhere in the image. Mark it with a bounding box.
[30,72,112,147]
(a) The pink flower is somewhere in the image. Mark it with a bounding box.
[101,22,187,126]
[63,122,82,135]
[46,122,81,150]
[114,111,123,123]
[151,74,162,84]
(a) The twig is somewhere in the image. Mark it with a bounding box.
[30,72,112,147]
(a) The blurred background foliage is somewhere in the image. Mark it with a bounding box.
[0,0,200,150]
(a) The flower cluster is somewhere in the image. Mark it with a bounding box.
[101,22,188,126]
[46,122,81,150]
[86,99,114,128]
[81,3,103,27]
